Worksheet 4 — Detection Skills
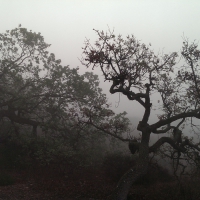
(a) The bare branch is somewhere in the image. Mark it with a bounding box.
[149,137,187,153]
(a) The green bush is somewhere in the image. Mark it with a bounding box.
[135,162,172,185]
[103,153,135,182]
[0,141,32,170]
[103,153,172,184]
[0,172,15,186]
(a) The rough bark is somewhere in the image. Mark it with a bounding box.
[108,131,150,200]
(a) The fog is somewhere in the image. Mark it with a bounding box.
[1,0,200,136]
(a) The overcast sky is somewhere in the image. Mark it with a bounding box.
[1,0,200,127]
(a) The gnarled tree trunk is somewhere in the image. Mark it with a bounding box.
[108,131,150,200]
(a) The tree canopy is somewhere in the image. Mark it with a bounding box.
[0,26,130,141]
[82,29,200,141]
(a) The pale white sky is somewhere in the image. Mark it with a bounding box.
[0,0,200,127]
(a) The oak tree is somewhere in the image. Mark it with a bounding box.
[82,29,200,200]
[0,26,130,146]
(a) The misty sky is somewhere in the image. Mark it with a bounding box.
[0,0,200,128]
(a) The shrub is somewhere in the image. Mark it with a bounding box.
[103,153,135,182]
[0,140,32,170]
[135,162,172,185]
[103,153,172,184]
[0,172,15,186]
